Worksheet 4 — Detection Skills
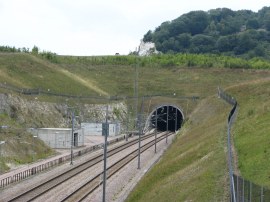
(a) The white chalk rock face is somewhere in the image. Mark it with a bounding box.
[138,40,159,56]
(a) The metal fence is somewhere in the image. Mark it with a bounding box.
[233,174,270,202]
[219,87,238,201]
[218,87,270,202]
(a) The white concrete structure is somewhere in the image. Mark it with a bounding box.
[29,128,84,149]
[81,122,121,136]
[81,123,102,136]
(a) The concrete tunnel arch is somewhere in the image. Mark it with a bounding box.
[144,104,184,132]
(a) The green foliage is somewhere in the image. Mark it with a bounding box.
[184,11,210,35]
[144,6,270,59]
[0,44,57,62]
[57,53,270,70]
[246,18,260,29]
[0,129,55,174]
[31,45,39,55]
[0,46,21,53]
[190,34,216,53]
[40,51,58,63]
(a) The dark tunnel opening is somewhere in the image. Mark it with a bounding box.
[150,105,184,132]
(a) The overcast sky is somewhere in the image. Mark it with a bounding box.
[0,0,269,56]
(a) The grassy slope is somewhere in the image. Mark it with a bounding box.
[1,53,270,198]
[127,96,231,202]
[227,79,270,186]
[1,53,269,99]
[127,79,270,201]
[0,53,109,96]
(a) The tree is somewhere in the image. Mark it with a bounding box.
[169,19,187,36]
[264,12,270,31]
[258,7,270,28]
[190,34,215,53]
[216,36,233,52]
[142,6,270,58]
[184,11,209,35]
[161,37,176,52]
[31,46,39,54]
[143,30,153,42]
[246,18,259,29]
[234,33,257,55]
[152,29,170,43]
[204,20,218,36]
[254,44,266,57]
[176,33,191,49]
[220,8,235,19]
[22,47,29,53]
[209,8,222,22]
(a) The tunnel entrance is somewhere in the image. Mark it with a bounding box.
[145,105,184,132]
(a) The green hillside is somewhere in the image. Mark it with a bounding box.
[127,94,231,201]
[0,53,109,97]
[143,6,270,59]
[228,79,270,186]
[0,52,270,200]
[127,78,270,201]
[1,52,269,99]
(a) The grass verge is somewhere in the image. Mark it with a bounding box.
[126,96,231,201]
[228,80,270,187]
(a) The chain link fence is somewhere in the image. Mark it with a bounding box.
[233,174,270,202]
[218,87,270,202]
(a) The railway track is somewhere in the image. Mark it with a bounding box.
[7,131,169,202]
[61,132,173,202]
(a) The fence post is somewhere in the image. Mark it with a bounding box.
[261,186,264,202]
[242,178,245,202]
[237,175,239,202]
[249,181,252,202]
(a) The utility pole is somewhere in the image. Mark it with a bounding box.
[138,96,144,169]
[155,107,157,153]
[70,110,74,165]
[137,113,141,169]
[0,141,5,173]
[32,133,37,162]
[166,105,169,143]
[175,108,177,132]
[134,52,139,131]
[126,106,129,141]
[102,105,109,202]
[32,131,34,162]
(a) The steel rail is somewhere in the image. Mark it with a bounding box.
[61,132,174,202]
[7,131,164,202]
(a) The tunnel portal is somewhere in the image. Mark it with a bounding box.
[146,105,184,132]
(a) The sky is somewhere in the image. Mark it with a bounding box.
[0,0,269,56]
